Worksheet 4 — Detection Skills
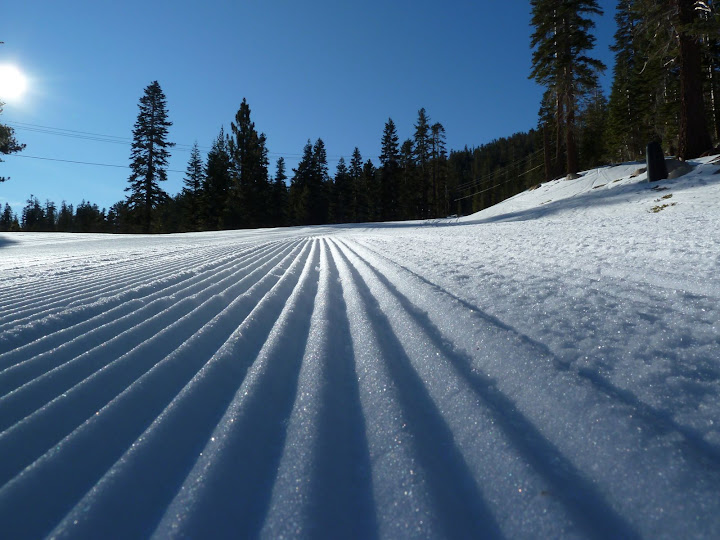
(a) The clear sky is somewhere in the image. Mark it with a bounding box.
[0,0,618,216]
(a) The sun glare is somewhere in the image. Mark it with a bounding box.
[0,64,29,102]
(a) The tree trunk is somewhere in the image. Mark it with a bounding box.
[565,94,579,175]
[678,0,712,159]
[543,123,552,181]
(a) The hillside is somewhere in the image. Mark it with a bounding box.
[0,156,719,538]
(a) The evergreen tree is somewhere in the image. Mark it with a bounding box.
[628,0,715,156]
[578,87,608,168]
[269,157,288,227]
[126,81,174,233]
[349,147,364,222]
[703,0,720,142]
[430,122,448,216]
[413,108,432,216]
[57,202,74,232]
[0,100,25,183]
[379,118,400,221]
[21,196,45,231]
[399,139,416,219]
[75,200,106,232]
[359,159,376,222]
[0,203,14,231]
[288,138,329,225]
[289,141,312,225]
[530,0,606,175]
[676,0,713,157]
[605,0,646,161]
[202,128,233,230]
[227,98,270,229]
[311,138,330,224]
[181,142,204,231]
[44,200,57,231]
[331,157,351,224]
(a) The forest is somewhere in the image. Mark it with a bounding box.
[1,0,719,234]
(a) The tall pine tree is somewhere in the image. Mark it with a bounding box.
[126,81,174,233]
[269,157,288,227]
[379,118,400,221]
[227,98,270,228]
[677,0,713,157]
[181,142,204,231]
[605,0,646,161]
[530,0,606,175]
[413,108,432,217]
[202,128,233,230]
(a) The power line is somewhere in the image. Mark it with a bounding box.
[454,162,545,202]
[5,120,367,161]
[455,149,543,192]
[7,153,186,173]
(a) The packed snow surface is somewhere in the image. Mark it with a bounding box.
[1,157,720,539]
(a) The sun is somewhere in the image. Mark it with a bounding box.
[0,64,29,102]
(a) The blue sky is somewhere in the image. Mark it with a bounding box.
[1,0,618,215]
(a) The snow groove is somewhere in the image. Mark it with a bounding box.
[0,239,288,372]
[0,240,302,419]
[0,240,308,496]
[338,237,720,539]
[335,239,639,539]
[0,239,314,538]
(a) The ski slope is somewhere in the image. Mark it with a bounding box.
[1,157,719,539]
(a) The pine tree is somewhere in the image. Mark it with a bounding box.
[677,0,713,157]
[430,122,448,216]
[227,98,270,228]
[413,108,432,216]
[202,128,233,230]
[630,0,715,156]
[289,141,315,225]
[530,0,606,175]
[578,86,608,168]
[0,100,25,183]
[331,157,351,224]
[269,157,288,227]
[379,118,400,221]
[21,196,44,231]
[605,0,646,161]
[44,200,57,231]
[311,138,330,224]
[360,159,376,222]
[126,81,174,233]
[57,202,74,232]
[181,142,204,231]
[399,139,416,219]
[0,203,14,231]
[703,0,720,142]
[349,147,364,222]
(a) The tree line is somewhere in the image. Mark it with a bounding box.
[2,2,719,233]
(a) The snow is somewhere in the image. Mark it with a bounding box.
[1,156,719,538]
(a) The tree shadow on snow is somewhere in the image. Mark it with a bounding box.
[0,235,17,248]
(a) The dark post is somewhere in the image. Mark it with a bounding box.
[646,141,668,182]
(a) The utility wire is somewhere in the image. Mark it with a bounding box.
[454,164,545,202]
[6,120,362,160]
[455,149,543,192]
[455,149,542,190]
[7,153,186,173]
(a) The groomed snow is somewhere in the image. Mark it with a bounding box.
[1,157,719,538]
